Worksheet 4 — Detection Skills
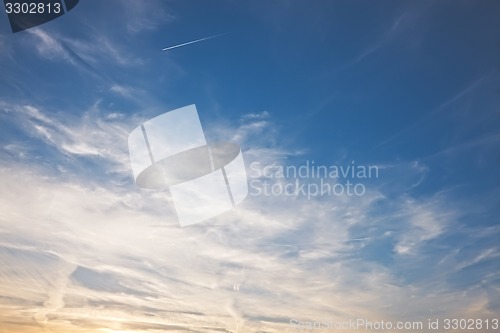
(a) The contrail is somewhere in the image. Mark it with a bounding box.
[162,33,229,52]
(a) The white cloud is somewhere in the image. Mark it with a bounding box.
[118,0,175,35]
[0,106,495,332]
[3,101,134,176]
[28,28,70,61]
[394,197,452,256]
[28,27,143,70]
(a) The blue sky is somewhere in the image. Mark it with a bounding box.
[0,1,499,332]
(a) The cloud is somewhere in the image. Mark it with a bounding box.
[2,101,134,177]
[28,29,68,60]
[110,84,133,97]
[374,74,492,150]
[114,0,174,35]
[28,27,143,71]
[2,2,498,331]
[0,106,497,332]
[394,197,452,256]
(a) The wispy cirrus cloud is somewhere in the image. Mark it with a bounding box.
[393,197,452,256]
[0,104,497,332]
[111,0,175,35]
[1,101,136,180]
[374,74,493,150]
[28,27,144,72]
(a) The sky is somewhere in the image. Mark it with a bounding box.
[0,0,499,332]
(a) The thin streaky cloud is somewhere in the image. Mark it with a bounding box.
[162,32,229,51]
[372,74,491,150]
